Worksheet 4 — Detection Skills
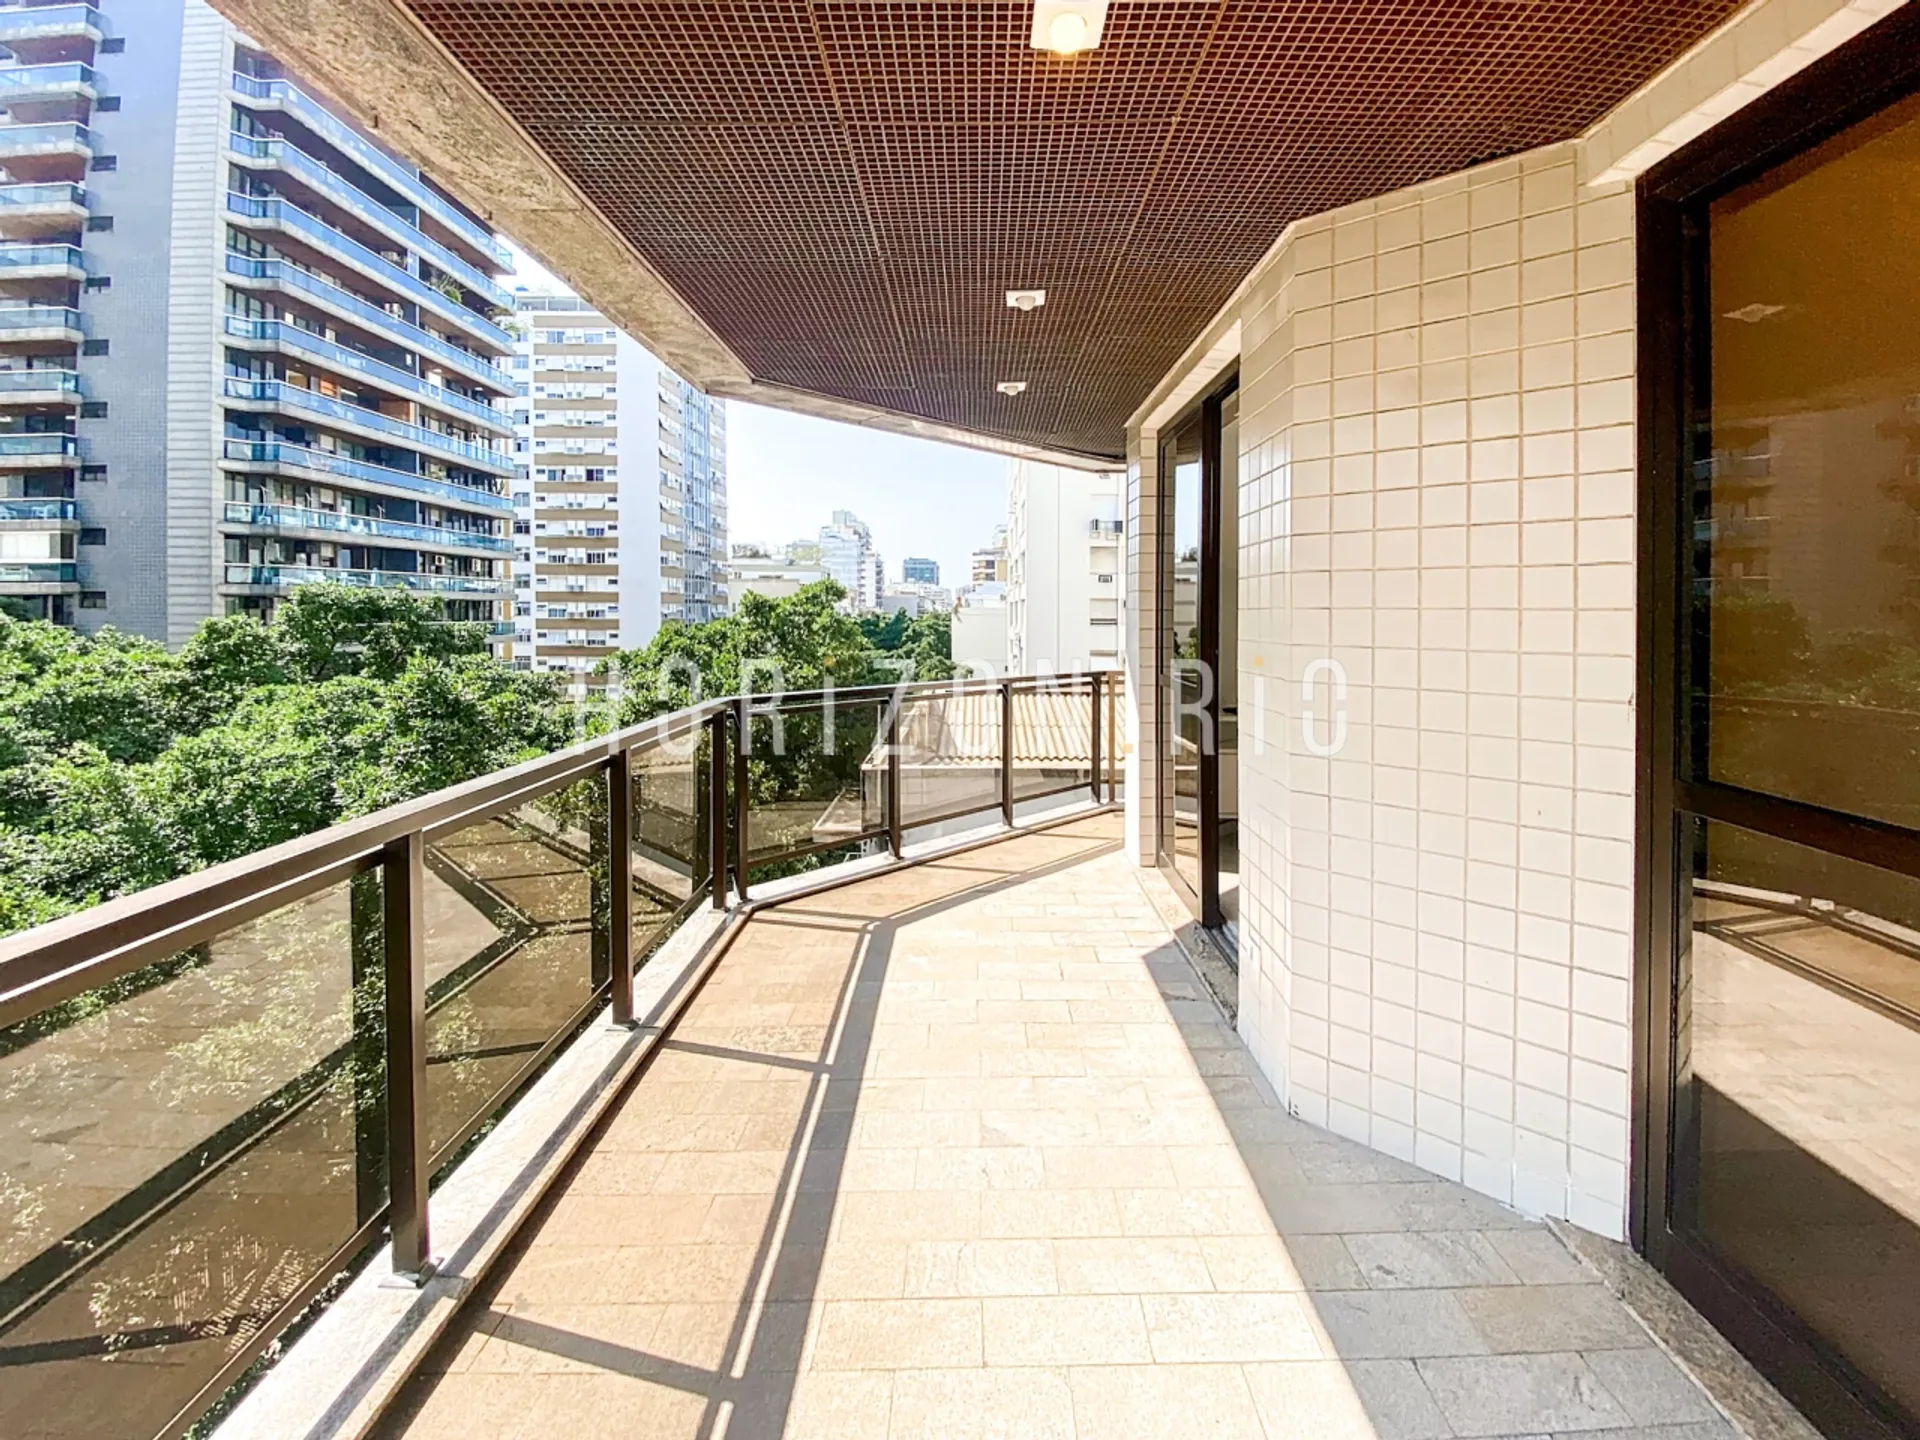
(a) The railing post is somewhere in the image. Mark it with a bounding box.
[1088,672,1103,805]
[708,711,727,910]
[887,696,904,859]
[605,750,634,1026]
[348,867,386,1229]
[1106,674,1117,804]
[733,699,751,903]
[382,831,431,1280]
[1000,679,1015,829]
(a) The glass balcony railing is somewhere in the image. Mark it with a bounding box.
[225,562,508,596]
[223,317,510,433]
[0,433,74,456]
[0,559,74,582]
[222,501,512,553]
[0,181,84,211]
[224,194,511,352]
[222,377,514,474]
[0,121,90,154]
[0,306,81,334]
[0,497,75,521]
[0,243,83,275]
[221,438,511,513]
[221,255,514,394]
[229,72,511,269]
[227,134,515,310]
[0,368,79,397]
[0,5,103,41]
[0,62,94,99]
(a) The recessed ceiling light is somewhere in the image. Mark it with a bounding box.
[1006,289,1046,312]
[1724,302,1787,324]
[997,381,1029,396]
[1031,1,1107,55]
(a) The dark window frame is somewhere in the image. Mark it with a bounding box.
[1636,9,1920,1438]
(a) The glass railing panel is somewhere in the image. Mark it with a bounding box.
[222,378,512,473]
[630,731,710,951]
[220,501,510,553]
[0,560,74,581]
[742,696,885,871]
[0,498,75,521]
[897,688,1002,828]
[0,5,102,38]
[0,435,75,456]
[0,122,90,151]
[223,316,508,431]
[0,874,381,1440]
[1010,681,1095,802]
[0,244,83,271]
[0,369,79,392]
[0,307,80,330]
[0,62,93,94]
[421,775,602,1162]
[0,183,82,208]
[224,563,507,596]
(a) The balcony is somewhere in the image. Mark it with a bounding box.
[222,501,512,554]
[0,557,73,585]
[230,70,510,270]
[0,60,94,103]
[0,674,1735,1440]
[0,120,90,161]
[222,377,516,475]
[0,180,85,227]
[0,496,74,523]
[0,305,81,343]
[227,133,516,310]
[0,431,74,464]
[224,193,513,353]
[0,4,103,44]
[0,367,79,403]
[223,316,512,433]
[222,254,514,394]
[221,438,512,514]
[0,242,83,280]
[223,561,510,596]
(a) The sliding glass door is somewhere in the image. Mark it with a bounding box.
[1641,26,1920,1438]
[1157,376,1238,936]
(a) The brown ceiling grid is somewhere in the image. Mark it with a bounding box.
[407,0,1746,459]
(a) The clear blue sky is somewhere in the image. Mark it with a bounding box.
[728,403,1006,589]
[510,245,1006,590]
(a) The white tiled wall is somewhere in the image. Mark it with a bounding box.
[1223,143,1639,1238]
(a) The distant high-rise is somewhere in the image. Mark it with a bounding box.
[508,294,727,695]
[818,508,880,612]
[0,0,516,641]
[901,555,939,586]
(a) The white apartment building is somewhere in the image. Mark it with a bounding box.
[1004,460,1123,675]
[509,294,727,693]
[816,508,880,611]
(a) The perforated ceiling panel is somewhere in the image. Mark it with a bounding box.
[404,0,1740,458]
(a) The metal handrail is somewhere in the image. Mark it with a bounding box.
[0,670,1119,1438]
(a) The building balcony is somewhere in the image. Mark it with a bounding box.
[222,377,516,476]
[0,242,84,281]
[0,4,103,44]
[0,557,74,587]
[223,316,512,434]
[0,431,74,464]
[0,180,85,229]
[221,438,511,514]
[224,193,512,353]
[227,133,515,310]
[0,496,75,524]
[0,120,90,162]
[0,367,79,403]
[0,60,94,104]
[0,305,81,343]
[221,501,513,554]
[222,254,515,395]
[222,561,510,596]
[230,69,510,271]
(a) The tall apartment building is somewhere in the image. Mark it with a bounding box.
[508,293,727,694]
[900,555,938,586]
[817,508,880,612]
[0,0,517,641]
[969,525,1007,586]
[1004,459,1123,674]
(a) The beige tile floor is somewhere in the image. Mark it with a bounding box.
[376,815,1737,1440]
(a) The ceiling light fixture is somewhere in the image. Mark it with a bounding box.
[1006,289,1046,311]
[1031,1,1107,55]
[1723,302,1787,324]
[997,381,1029,396]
